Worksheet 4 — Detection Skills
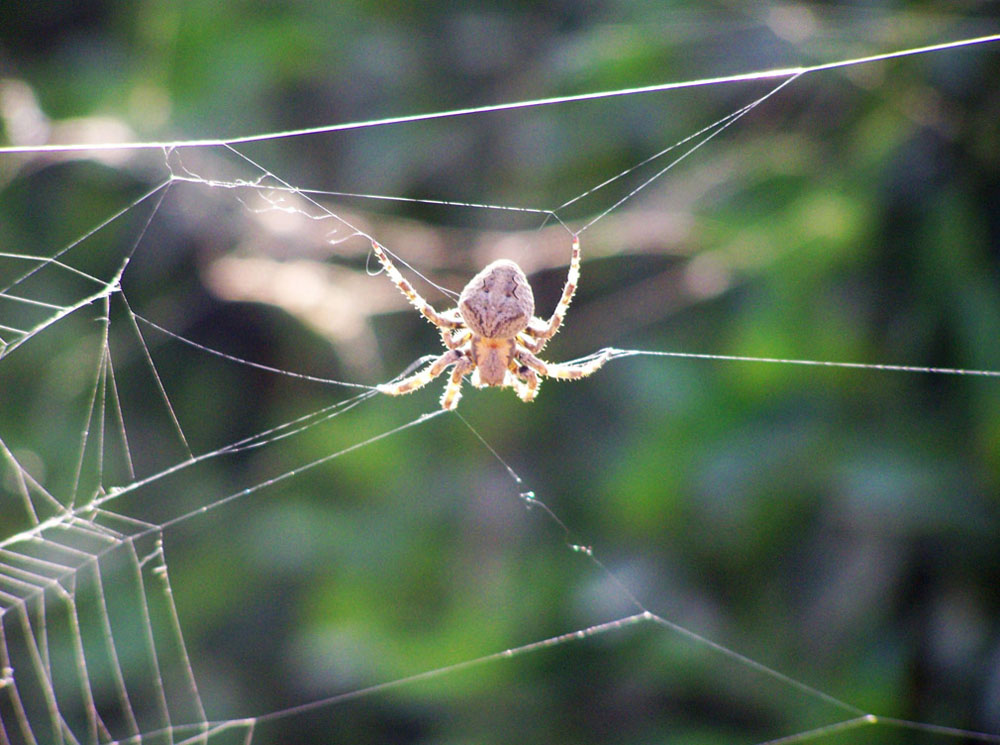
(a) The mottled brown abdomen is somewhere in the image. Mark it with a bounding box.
[458,260,535,338]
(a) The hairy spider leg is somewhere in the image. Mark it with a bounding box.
[518,347,610,381]
[440,357,475,410]
[512,363,540,402]
[440,313,470,350]
[372,240,463,330]
[523,234,582,352]
[377,349,464,397]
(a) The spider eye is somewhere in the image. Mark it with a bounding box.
[518,365,529,375]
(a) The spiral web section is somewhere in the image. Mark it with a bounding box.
[1,34,1000,745]
[0,511,215,745]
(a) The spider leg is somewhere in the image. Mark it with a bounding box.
[522,234,581,351]
[512,364,540,402]
[378,349,464,397]
[441,327,471,350]
[371,240,463,330]
[518,346,610,382]
[517,328,546,354]
[440,356,475,410]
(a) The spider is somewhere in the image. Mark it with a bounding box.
[371,235,610,410]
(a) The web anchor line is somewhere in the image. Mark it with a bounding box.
[603,347,1000,378]
[0,33,998,155]
[453,400,1000,745]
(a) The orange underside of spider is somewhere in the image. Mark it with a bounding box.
[372,235,609,409]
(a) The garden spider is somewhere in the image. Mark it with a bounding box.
[372,235,609,410]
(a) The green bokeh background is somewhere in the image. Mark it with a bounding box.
[1,3,999,744]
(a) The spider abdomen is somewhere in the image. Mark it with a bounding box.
[458,260,535,338]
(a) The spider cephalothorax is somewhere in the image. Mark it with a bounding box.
[372,236,608,409]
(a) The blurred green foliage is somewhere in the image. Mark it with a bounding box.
[2,2,1000,744]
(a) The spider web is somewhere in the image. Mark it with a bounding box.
[2,29,1000,745]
